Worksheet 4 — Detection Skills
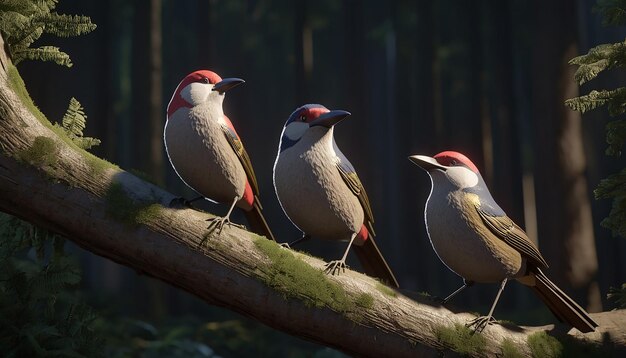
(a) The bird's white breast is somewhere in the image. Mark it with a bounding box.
[274,128,363,240]
[164,104,246,204]
[425,173,522,283]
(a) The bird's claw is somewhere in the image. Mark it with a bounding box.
[324,260,348,276]
[466,315,496,333]
[205,216,244,236]
[279,242,291,249]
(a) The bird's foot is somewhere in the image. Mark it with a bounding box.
[279,242,291,249]
[466,315,497,333]
[205,216,244,236]
[169,197,195,209]
[324,260,348,276]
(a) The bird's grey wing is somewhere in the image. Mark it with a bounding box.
[474,203,549,269]
[221,115,259,195]
[336,164,376,236]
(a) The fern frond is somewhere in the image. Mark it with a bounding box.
[60,97,100,150]
[0,0,38,15]
[0,11,30,40]
[569,41,626,84]
[565,88,626,115]
[62,97,86,137]
[13,45,72,67]
[36,12,96,38]
[10,23,44,52]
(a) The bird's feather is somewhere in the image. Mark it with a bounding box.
[220,114,259,195]
[336,161,375,236]
[474,204,549,269]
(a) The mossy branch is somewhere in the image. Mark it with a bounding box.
[0,33,625,357]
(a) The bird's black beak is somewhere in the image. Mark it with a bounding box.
[309,110,351,128]
[408,155,447,171]
[213,78,245,94]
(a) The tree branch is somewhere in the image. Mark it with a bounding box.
[0,33,624,357]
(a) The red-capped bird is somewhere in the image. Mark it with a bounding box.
[409,151,597,332]
[273,104,399,287]
[164,70,275,241]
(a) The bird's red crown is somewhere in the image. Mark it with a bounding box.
[434,151,480,174]
[167,70,222,117]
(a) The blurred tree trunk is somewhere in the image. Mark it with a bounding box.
[132,0,164,185]
[531,0,601,312]
[131,0,166,319]
[294,0,310,104]
[148,0,163,184]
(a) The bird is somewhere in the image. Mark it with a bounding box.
[408,150,598,333]
[273,104,399,287]
[164,69,275,241]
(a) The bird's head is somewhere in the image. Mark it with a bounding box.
[278,104,351,152]
[409,151,482,190]
[166,70,244,117]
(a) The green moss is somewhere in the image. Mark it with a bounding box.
[501,338,524,358]
[354,293,374,310]
[434,323,486,356]
[528,331,563,358]
[18,136,59,167]
[375,282,397,297]
[135,204,163,225]
[84,151,118,176]
[254,238,351,312]
[7,64,49,126]
[105,182,161,226]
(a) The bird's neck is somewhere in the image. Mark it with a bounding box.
[192,99,226,126]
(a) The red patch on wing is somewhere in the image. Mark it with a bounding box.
[355,224,369,246]
[434,151,480,174]
[238,180,254,210]
[166,70,223,117]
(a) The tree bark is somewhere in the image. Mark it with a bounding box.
[0,34,624,357]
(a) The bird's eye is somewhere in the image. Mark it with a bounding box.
[202,77,210,84]
[450,160,458,166]
[300,115,306,122]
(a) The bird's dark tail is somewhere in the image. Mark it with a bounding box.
[243,198,276,242]
[353,237,399,288]
[530,268,598,333]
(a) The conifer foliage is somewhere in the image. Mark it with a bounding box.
[566,0,626,308]
[0,214,102,356]
[0,0,96,67]
[566,0,626,240]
